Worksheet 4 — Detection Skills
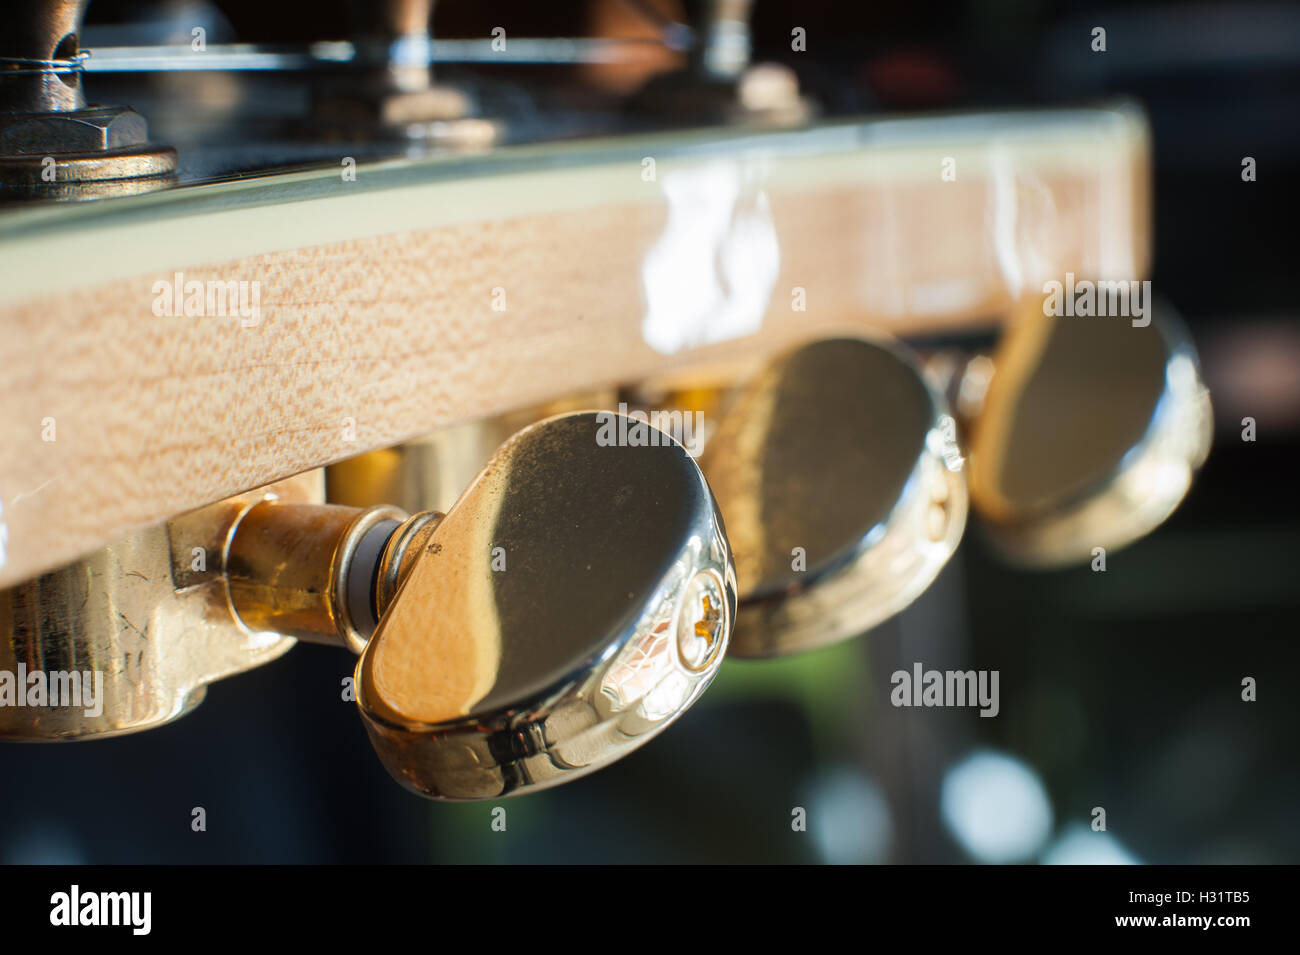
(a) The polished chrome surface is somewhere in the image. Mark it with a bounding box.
[356,411,735,800]
[967,301,1213,566]
[700,337,966,657]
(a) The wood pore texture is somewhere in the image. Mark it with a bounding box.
[0,108,1150,585]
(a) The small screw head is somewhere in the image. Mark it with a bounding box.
[677,570,726,671]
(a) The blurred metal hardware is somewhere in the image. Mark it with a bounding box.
[963,299,1213,567]
[355,412,734,799]
[321,306,1209,659]
[1,412,734,801]
[80,38,668,71]
[327,344,963,659]
[0,0,177,198]
[630,0,813,125]
[698,337,966,657]
[309,0,499,146]
[694,0,754,79]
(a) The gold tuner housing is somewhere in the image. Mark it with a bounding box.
[1,412,734,802]
[699,336,967,658]
[0,474,319,740]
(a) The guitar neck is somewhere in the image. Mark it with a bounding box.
[0,104,1149,587]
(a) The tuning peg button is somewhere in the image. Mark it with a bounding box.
[699,337,966,658]
[966,299,1212,566]
[227,412,735,800]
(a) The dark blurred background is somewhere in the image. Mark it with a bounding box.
[2,0,1297,863]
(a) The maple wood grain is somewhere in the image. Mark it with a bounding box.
[0,108,1150,586]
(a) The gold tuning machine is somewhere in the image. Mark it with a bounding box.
[704,300,1212,653]
[333,410,734,800]
[328,343,966,660]
[697,337,967,657]
[1,412,735,800]
[690,303,1210,653]
[960,297,1213,567]
[320,308,1210,668]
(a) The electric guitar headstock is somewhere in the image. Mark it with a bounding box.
[0,0,1209,800]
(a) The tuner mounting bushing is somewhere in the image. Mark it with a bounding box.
[0,0,177,199]
[310,0,499,148]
